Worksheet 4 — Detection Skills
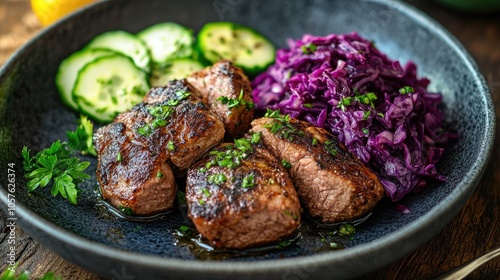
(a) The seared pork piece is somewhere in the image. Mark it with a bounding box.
[187,60,254,140]
[186,138,301,249]
[251,115,384,223]
[95,80,225,215]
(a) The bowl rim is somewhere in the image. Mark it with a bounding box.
[0,0,495,276]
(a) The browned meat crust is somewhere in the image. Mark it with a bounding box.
[251,116,385,223]
[95,80,225,215]
[186,140,301,249]
[94,122,176,215]
[187,60,254,140]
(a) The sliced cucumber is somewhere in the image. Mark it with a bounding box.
[150,58,204,87]
[73,54,150,123]
[196,22,276,76]
[55,48,115,111]
[137,22,195,65]
[86,30,151,73]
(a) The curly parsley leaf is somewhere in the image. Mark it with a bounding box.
[22,118,94,205]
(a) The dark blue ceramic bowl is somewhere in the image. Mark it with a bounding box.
[0,0,494,279]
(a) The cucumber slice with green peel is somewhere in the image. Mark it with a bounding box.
[137,22,195,65]
[86,30,151,73]
[55,48,115,111]
[150,58,204,87]
[73,54,150,123]
[196,22,276,76]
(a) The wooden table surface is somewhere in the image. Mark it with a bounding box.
[0,0,499,279]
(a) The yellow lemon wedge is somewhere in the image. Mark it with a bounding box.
[31,0,95,26]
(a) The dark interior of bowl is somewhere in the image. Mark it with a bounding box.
[0,0,493,279]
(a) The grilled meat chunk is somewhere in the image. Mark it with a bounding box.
[94,122,176,215]
[187,60,254,140]
[95,80,225,215]
[137,80,226,170]
[251,115,384,223]
[186,139,301,249]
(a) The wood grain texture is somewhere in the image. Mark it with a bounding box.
[0,0,499,279]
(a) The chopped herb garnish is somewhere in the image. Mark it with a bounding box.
[151,118,167,128]
[217,89,254,110]
[301,43,317,54]
[312,137,318,146]
[338,224,355,236]
[268,178,275,184]
[235,138,252,151]
[137,125,153,136]
[330,242,339,248]
[199,167,207,173]
[318,232,327,243]
[362,128,369,135]
[206,160,215,169]
[250,132,261,144]
[175,89,191,100]
[324,140,338,156]
[206,136,258,170]
[263,110,305,142]
[148,105,174,119]
[179,225,191,235]
[198,199,205,205]
[399,86,415,95]
[166,99,180,106]
[363,110,371,120]
[119,206,134,216]
[138,92,190,136]
[303,103,313,108]
[338,91,378,111]
[116,151,122,162]
[283,209,299,221]
[167,141,175,151]
[264,108,281,119]
[269,122,283,134]
[202,187,211,197]
[282,159,291,169]
[276,239,292,249]
[377,112,385,118]
[156,170,164,178]
[207,173,227,185]
[337,96,354,111]
[355,92,377,107]
[241,174,255,188]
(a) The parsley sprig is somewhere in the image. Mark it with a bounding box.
[66,115,96,156]
[22,116,95,204]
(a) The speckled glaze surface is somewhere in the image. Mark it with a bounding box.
[0,0,494,279]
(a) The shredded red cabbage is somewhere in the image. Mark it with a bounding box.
[252,32,456,202]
